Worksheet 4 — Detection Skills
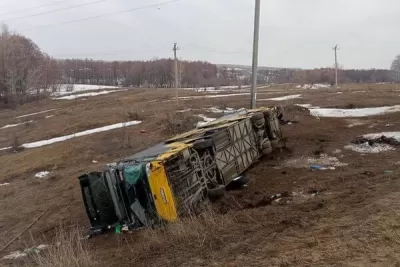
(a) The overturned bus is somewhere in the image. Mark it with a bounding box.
[79,107,283,234]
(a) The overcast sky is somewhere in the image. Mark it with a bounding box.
[1,0,399,69]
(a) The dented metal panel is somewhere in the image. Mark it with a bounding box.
[213,118,260,184]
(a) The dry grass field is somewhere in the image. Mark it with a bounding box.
[1,83,400,266]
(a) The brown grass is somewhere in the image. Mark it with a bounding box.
[155,111,200,135]
[126,206,237,262]
[26,227,96,267]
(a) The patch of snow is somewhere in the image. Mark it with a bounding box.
[45,115,54,119]
[36,244,49,250]
[347,119,367,128]
[21,121,142,149]
[336,92,343,94]
[3,244,49,260]
[1,120,33,129]
[302,84,331,90]
[363,132,400,141]
[345,143,395,153]
[196,114,216,127]
[297,104,313,108]
[176,108,192,113]
[15,109,57,119]
[0,146,11,151]
[282,154,347,169]
[54,89,127,100]
[35,171,50,178]
[52,84,120,96]
[259,94,302,101]
[92,160,98,164]
[182,85,250,93]
[351,90,367,93]
[3,251,28,259]
[206,107,238,114]
[177,93,249,101]
[332,149,342,154]
[308,105,400,118]
[0,182,10,186]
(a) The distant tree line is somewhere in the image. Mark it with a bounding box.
[57,58,231,88]
[258,68,396,85]
[2,24,400,108]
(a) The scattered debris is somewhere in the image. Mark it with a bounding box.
[35,171,50,178]
[2,244,49,260]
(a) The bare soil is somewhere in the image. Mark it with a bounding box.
[1,84,400,266]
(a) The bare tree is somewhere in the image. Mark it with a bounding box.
[0,25,60,105]
[391,55,400,82]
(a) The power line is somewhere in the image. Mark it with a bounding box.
[0,0,73,17]
[182,43,250,55]
[55,48,170,58]
[21,0,184,31]
[3,0,110,22]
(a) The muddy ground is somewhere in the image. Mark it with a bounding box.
[1,84,400,266]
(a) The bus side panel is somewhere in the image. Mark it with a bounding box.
[148,162,178,221]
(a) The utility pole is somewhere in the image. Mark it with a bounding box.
[333,45,339,88]
[173,43,179,106]
[250,0,261,109]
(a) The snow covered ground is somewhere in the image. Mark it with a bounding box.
[206,107,238,113]
[35,171,50,178]
[363,132,400,141]
[51,84,120,96]
[345,143,395,153]
[259,94,302,101]
[177,93,249,101]
[182,85,250,93]
[1,120,33,129]
[0,121,142,151]
[196,114,217,127]
[300,105,400,118]
[15,109,57,119]
[345,132,400,153]
[296,84,331,90]
[54,89,127,100]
